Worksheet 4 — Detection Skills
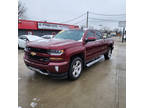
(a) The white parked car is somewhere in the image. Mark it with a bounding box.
[18,35,43,49]
[41,35,54,39]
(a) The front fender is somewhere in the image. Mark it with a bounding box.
[64,46,85,62]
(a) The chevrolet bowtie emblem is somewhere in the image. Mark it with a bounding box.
[31,52,36,56]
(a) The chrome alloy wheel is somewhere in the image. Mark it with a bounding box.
[72,60,82,78]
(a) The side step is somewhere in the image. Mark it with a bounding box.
[86,56,104,67]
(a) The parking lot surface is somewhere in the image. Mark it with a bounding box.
[18,37,126,108]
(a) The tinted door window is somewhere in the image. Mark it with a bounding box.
[96,31,102,39]
[86,31,95,38]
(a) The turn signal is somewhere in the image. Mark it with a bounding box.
[49,57,63,61]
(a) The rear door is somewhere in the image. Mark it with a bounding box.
[85,30,97,62]
[94,31,107,56]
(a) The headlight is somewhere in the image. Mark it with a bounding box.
[48,49,64,55]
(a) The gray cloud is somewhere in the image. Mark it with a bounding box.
[20,0,126,29]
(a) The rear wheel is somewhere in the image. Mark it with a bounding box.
[68,57,83,80]
[104,48,112,60]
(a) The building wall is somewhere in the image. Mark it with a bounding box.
[18,19,79,37]
[18,29,60,37]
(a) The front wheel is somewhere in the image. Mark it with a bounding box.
[68,57,83,80]
[104,48,112,60]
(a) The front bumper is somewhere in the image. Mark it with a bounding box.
[24,59,69,79]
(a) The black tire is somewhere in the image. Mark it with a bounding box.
[104,47,112,60]
[68,57,83,80]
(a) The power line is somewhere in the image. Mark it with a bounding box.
[89,20,111,23]
[60,11,125,27]
[73,19,86,25]
[89,21,118,25]
[89,17,121,22]
[89,11,126,16]
[60,13,87,24]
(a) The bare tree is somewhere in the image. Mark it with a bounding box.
[18,1,26,19]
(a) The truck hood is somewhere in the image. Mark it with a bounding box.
[27,38,82,49]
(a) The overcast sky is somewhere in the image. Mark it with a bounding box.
[20,0,126,29]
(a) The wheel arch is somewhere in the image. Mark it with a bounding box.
[70,52,85,68]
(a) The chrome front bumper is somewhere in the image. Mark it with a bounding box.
[27,66,49,75]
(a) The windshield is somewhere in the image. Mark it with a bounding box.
[54,30,84,41]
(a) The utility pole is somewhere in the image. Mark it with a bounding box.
[86,11,89,28]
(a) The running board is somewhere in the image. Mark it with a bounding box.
[86,56,104,67]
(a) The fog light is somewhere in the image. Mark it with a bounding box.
[55,66,59,72]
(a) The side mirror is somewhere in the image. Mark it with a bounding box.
[85,37,96,42]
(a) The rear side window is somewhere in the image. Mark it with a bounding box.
[96,31,102,39]
[86,31,95,38]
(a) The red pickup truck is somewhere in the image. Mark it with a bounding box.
[24,29,114,80]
